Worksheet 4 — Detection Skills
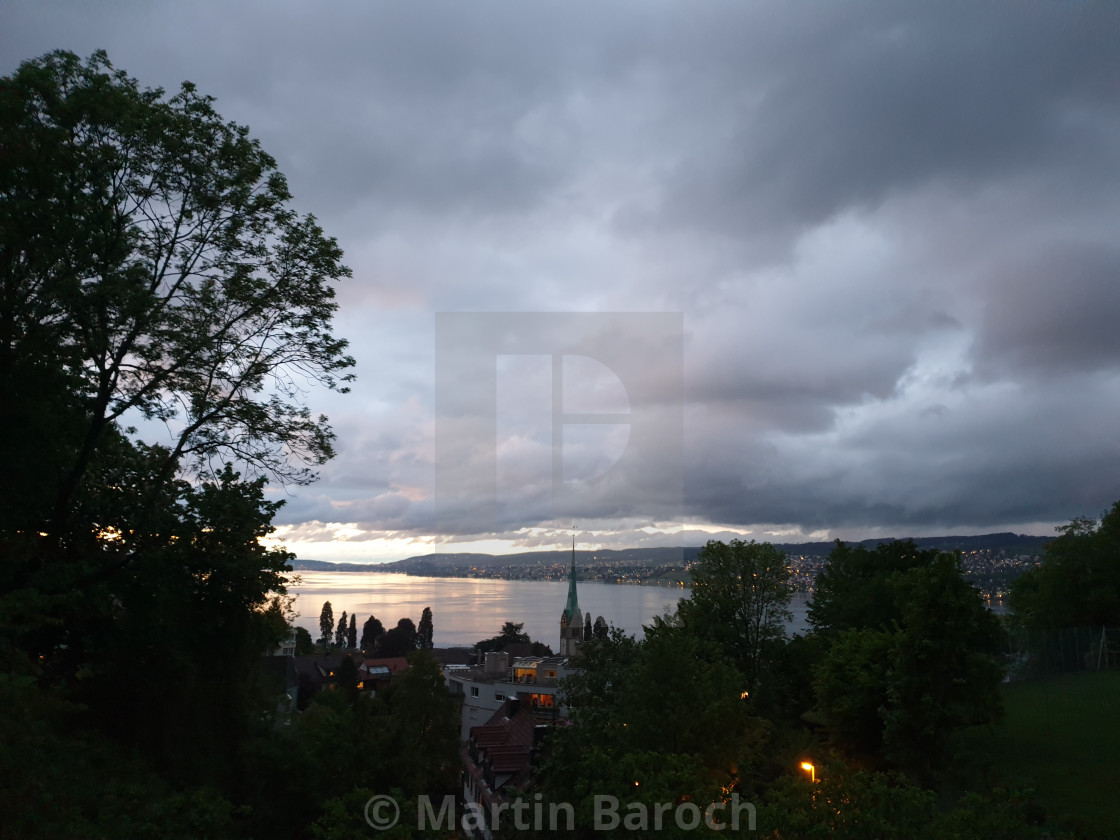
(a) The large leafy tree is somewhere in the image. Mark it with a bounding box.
[347,612,357,649]
[678,539,792,691]
[879,554,1003,777]
[0,49,352,583]
[378,617,418,657]
[810,545,1003,779]
[0,48,354,821]
[417,606,434,649]
[474,620,533,654]
[335,611,348,649]
[360,614,384,652]
[1010,500,1120,628]
[318,601,335,648]
[808,539,943,635]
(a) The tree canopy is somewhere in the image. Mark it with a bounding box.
[808,539,943,635]
[1,49,353,585]
[0,50,357,838]
[808,542,1003,778]
[1010,501,1120,628]
[678,539,792,690]
[417,606,434,649]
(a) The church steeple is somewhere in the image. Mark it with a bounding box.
[559,536,584,656]
[562,536,581,623]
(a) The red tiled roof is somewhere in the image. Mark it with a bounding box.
[465,699,540,799]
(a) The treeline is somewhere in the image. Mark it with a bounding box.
[306,602,435,657]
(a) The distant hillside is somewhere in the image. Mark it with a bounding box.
[289,533,1050,574]
[773,532,1051,558]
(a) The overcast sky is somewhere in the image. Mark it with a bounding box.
[5,1,1120,560]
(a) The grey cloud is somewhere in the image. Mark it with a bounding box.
[5,1,1120,544]
[975,243,1120,378]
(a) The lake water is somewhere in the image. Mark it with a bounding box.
[287,572,811,648]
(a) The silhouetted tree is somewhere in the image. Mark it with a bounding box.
[1010,500,1120,628]
[379,618,418,657]
[678,539,792,691]
[347,613,358,649]
[811,548,1003,779]
[319,602,335,648]
[361,615,385,652]
[0,47,355,837]
[475,621,532,654]
[417,607,434,649]
[294,627,315,656]
[335,611,348,648]
[808,540,942,635]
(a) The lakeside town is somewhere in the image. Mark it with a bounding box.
[293,533,1049,600]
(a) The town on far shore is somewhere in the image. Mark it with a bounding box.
[292,531,1051,601]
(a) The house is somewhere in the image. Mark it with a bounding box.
[461,697,549,839]
[291,654,347,708]
[360,656,410,694]
[445,650,578,740]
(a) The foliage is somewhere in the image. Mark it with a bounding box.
[335,610,348,648]
[0,49,365,839]
[383,650,461,793]
[879,554,1004,777]
[378,617,418,657]
[0,50,353,507]
[808,540,943,635]
[417,606,434,649]
[319,601,335,648]
[474,620,532,654]
[536,626,771,837]
[677,539,792,690]
[1010,501,1120,628]
[240,656,459,839]
[346,613,357,649]
[294,626,315,656]
[809,548,1003,779]
[361,614,385,652]
[811,628,894,757]
[757,760,1053,840]
[0,674,245,840]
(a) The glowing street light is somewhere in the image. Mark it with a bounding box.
[800,762,816,783]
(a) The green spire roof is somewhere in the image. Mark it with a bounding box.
[562,543,581,622]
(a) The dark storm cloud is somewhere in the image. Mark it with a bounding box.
[643,2,1120,250]
[4,1,1120,547]
[975,243,1120,378]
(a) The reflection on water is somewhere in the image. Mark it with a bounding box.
[287,572,811,648]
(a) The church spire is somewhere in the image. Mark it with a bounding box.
[562,535,581,622]
[559,535,583,656]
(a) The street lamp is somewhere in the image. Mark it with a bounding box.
[799,762,816,783]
